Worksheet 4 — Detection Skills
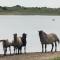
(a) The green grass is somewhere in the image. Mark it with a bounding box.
[50,57,60,60]
[0,5,60,15]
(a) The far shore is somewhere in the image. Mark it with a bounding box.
[0,6,60,15]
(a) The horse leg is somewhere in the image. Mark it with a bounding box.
[4,48,7,56]
[4,49,5,55]
[55,42,57,52]
[14,47,15,54]
[18,48,19,54]
[51,43,54,52]
[24,46,26,54]
[9,47,11,55]
[20,47,22,54]
[42,44,44,53]
[16,47,18,54]
[14,47,17,54]
[45,44,47,53]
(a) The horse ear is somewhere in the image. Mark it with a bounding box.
[23,33,27,35]
[38,30,43,32]
[13,33,17,35]
[25,33,27,36]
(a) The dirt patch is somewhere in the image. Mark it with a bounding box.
[0,52,60,60]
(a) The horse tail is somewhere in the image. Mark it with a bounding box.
[57,38,60,44]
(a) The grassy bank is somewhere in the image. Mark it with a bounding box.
[0,5,60,15]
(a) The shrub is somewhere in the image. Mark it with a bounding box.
[2,7,8,10]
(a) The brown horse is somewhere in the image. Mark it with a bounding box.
[0,39,12,55]
[38,30,60,53]
[12,33,27,54]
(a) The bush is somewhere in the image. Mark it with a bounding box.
[2,7,8,10]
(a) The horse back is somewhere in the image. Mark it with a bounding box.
[47,33,59,43]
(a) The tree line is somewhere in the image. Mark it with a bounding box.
[0,5,60,15]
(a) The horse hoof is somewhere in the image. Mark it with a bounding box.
[51,50,53,52]
[20,53,22,54]
[4,54,6,56]
[55,50,57,52]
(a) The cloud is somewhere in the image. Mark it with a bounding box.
[0,0,60,8]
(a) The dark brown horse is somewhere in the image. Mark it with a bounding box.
[18,33,27,54]
[38,30,60,53]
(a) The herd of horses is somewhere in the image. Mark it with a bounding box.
[0,30,60,56]
[0,33,27,55]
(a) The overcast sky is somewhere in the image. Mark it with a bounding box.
[0,0,60,8]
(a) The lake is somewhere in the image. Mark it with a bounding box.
[0,15,60,54]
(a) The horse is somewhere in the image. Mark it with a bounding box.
[12,33,22,54]
[18,33,27,54]
[12,33,27,54]
[38,30,60,53]
[0,39,12,55]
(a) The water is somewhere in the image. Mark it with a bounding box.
[0,15,60,54]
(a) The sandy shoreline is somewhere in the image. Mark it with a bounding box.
[0,52,60,60]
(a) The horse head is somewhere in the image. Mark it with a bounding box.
[38,30,48,44]
[13,33,17,42]
[13,33,17,37]
[22,33,27,46]
[38,30,44,37]
[22,33,27,38]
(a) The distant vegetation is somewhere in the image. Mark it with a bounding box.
[0,5,60,15]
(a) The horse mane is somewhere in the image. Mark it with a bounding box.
[39,30,47,38]
[38,30,48,44]
[21,33,27,46]
[13,33,17,42]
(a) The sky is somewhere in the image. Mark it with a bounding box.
[0,0,60,8]
[0,15,60,54]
